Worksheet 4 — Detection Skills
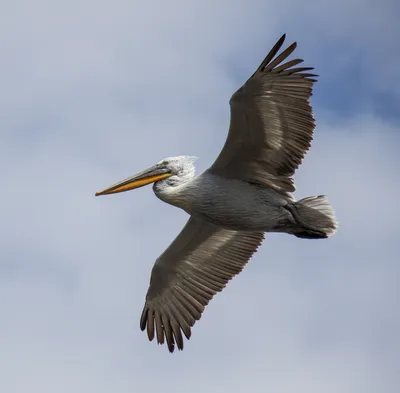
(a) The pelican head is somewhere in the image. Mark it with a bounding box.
[95,156,197,197]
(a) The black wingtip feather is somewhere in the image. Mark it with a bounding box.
[250,34,320,85]
[263,42,297,73]
[140,307,147,331]
[253,34,287,76]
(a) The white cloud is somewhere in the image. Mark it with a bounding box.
[0,1,399,392]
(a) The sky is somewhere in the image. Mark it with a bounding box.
[1,0,399,392]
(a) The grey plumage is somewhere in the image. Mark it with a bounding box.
[211,34,317,195]
[140,217,264,353]
[96,34,338,353]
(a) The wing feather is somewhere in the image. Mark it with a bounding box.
[140,217,264,352]
[210,34,317,195]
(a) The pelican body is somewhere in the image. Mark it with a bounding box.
[96,34,338,353]
[154,163,293,233]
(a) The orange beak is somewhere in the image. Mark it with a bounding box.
[95,164,173,196]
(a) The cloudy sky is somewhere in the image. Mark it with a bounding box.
[1,0,399,392]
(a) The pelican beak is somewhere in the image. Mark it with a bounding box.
[95,164,173,196]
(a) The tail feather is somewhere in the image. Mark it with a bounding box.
[290,195,338,239]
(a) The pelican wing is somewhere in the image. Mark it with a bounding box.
[140,216,264,352]
[210,34,318,195]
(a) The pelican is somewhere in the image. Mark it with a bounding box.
[96,34,338,352]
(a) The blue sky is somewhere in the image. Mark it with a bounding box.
[1,1,399,392]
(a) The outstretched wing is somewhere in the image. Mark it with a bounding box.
[210,34,318,195]
[140,216,264,352]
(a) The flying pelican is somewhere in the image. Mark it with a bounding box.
[96,34,338,353]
